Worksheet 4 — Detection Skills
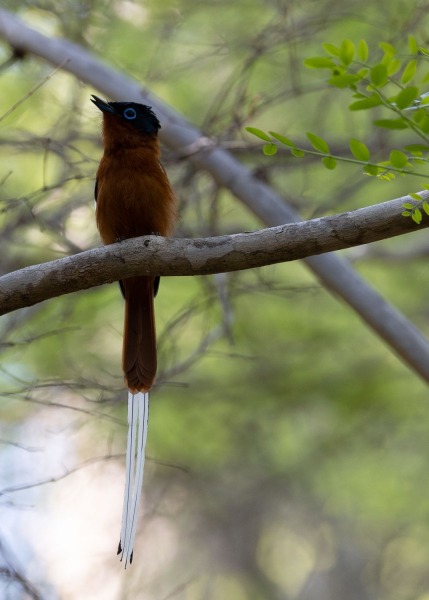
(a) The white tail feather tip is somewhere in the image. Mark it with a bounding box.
[118,391,149,567]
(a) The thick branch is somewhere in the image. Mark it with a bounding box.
[0,194,426,316]
[1,8,429,384]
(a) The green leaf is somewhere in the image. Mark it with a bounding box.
[401,59,417,84]
[418,115,429,133]
[322,43,340,57]
[403,144,429,153]
[263,143,278,156]
[409,193,421,201]
[389,149,408,168]
[349,138,370,161]
[349,95,382,110]
[379,42,396,56]
[340,39,355,65]
[269,131,296,147]
[363,164,379,176]
[408,35,419,54]
[245,127,271,142]
[419,46,429,56]
[306,132,330,153]
[412,208,422,224]
[304,57,336,69]
[373,118,408,129]
[412,109,425,123]
[370,63,388,86]
[402,211,411,217]
[378,171,396,181]
[374,161,393,178]
[395,86,419,109]
[386,58,402,77]
[328,73,361,88]
[291,148,305,158]
[356,67,369,78]
[357,39,369,62]
[422,201,429,215]
[322,156,337,170]
[402,202,416,209]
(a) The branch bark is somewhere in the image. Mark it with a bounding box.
[0,194,426,315]
[0,8,429,383]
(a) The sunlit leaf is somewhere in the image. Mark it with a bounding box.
[401,210,411,216]
[401,60,417,84]
[322,43,340,57]
[404,144,429,153]
[322,156,337,170]
[409,193,422,201]
[263,143,278,156]
[379,41,396,56]
[378,171,396,181]
[357,39,369,62]
[422,201,429,215]
[363,164,379,176]
[373,118,408,129]
[349,95,382,110]
[306,132,330,153]
[357,67,369,78]
[408,35,419,54]
[418,115,429,133]
[349,138,370,161]
[389,149,408,168]
[402,202,416,209]
[269,131,296,147]
[386,58,402,77]
[340,39,355,65]
[412,208,422,224]
[370,63,388,86]
[395,86,419,109]
[376,162,396,180]
[304,57,336,69]
[328,73,361,88]
[245,127,271,141]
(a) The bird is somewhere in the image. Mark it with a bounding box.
[91,95,176,566]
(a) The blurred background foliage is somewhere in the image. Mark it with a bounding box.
[1,0,429,599]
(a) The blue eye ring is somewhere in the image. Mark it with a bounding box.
[123,108,137,120]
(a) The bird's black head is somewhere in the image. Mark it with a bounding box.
[91,95,161,135]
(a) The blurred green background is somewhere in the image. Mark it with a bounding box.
[1,1,429,598]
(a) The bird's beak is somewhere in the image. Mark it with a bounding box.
[91,95,116,114]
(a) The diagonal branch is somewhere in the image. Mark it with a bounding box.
[0,193,427,314]
[0,8,429,384]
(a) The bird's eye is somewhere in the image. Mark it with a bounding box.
[123,108,137,120]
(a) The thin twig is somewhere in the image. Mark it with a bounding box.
[0,58,69,125]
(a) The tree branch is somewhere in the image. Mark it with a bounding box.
[0,194,426,316]
[0,8,429,384]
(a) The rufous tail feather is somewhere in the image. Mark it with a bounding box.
[122,277,157,393]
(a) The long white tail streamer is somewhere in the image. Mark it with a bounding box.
[118,391,149,567]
